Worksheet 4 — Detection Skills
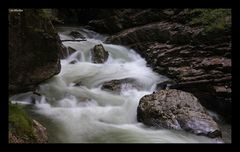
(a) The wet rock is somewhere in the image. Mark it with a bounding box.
[59,44,68,59]
[102,80,122,92]
[60,46,77,59]
[69,31,86,39]
[9,9,62,95]
[91,44,109,63]
[102,78,143,93]
[156,79,177,90]
[32,120,48,143]
[137,89,222,138]
[102,79,143,93]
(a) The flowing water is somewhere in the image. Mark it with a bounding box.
[10,27,221,143]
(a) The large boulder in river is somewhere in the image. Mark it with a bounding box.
[91,44,109,63]
[9,9,62,95]
[137,89,221,138]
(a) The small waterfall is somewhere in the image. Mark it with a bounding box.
[10,27,221,143]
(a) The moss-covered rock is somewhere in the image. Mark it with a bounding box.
[9,103,48,143]
[188,9,231,33]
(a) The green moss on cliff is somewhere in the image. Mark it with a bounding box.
[189,9,231,33]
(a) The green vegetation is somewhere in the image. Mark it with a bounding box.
[9,103,36,141]
[189,9,231,33]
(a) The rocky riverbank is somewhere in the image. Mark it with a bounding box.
[76,9,231,123]
[8,9,231,143]
[9,9,64,143]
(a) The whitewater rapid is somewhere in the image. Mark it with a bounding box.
[10,27,221,143]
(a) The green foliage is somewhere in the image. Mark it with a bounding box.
[9,103,36,140]
[189,9,231,33]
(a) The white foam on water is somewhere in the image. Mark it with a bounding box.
[10,27,221,143]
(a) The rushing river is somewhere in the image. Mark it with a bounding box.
[10,27,221,143]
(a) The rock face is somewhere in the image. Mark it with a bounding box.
[137,89,221,138]
[9,9,62,95]
[91,44,109,63]
[130,42,231,122]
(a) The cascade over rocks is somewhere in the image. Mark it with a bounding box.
[77,9,231,122]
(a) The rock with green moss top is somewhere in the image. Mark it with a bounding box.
[9,9,62,95]
[9,103,48,143]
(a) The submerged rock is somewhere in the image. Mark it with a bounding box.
[91,44,109,63]
[101,78,142,93]
[137,89,222,138]
[69,30,86,39]
[102,80,122,92]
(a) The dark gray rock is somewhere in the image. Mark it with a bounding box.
[91,44,109,63]
[101,78,142,93]
[60,46,77,59]
[69,31,86,39]
[9,9,62,95]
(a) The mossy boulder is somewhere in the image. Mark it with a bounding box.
[9,103,48,143]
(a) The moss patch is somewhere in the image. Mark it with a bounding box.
[189,9,231,34]
[9,103,36,142]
